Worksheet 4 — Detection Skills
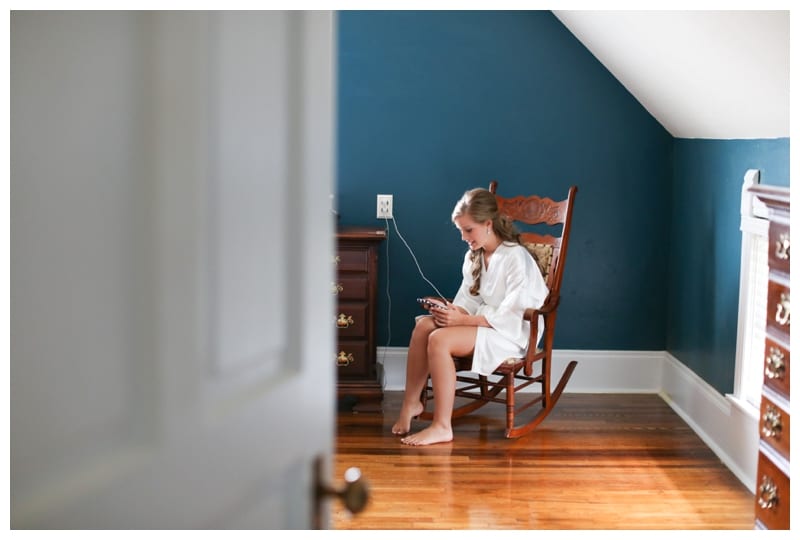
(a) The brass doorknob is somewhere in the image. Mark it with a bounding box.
[321,467,369,514]
[313,457,370,528]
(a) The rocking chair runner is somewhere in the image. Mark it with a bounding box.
[420,181,578,438]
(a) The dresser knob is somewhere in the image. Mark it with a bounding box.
[761,405,783,438]
[336,351,354,367]
[774,292,790,326]
[333,255,341,266]
[757,476,779,509]
[336,313,355,328]
[332,282,344,295]
[774,233,790,260]
[764,347,786,380]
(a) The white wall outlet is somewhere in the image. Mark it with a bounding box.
[377,194,393,219]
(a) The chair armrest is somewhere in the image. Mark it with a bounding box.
[522,294,560,321]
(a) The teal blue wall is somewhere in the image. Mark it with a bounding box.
[336,10,790,395]
[667,139,790,393]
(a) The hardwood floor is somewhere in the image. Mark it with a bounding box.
[332,392,754,530]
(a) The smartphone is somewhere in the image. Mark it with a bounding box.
[416,297,448,310]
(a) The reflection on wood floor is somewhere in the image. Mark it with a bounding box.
[333,392,754,530]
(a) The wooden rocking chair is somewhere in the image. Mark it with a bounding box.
[420,181,578,438]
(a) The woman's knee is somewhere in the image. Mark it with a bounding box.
[415,315,437,330]
[411,316,436,340]
[426,328,450,356]
[427,327,475,358]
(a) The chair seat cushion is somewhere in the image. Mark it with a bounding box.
[455,345,544,374]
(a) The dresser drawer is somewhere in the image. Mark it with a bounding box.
[336,247,370,273]
[754,451,790,530]
[334,275,369,300]
[766,280,790,339]
[336,340,370,378]
[768,222,790,275]
[760,395,790,460]
[763,336,790,398]
[335,302,368,338]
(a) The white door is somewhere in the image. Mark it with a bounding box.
[10,11,337,528]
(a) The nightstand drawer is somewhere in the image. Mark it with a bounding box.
[335,302,368,338]
[768,222,790,275]
[336,247,370,273]
[766,280,790,339]
[334,275,369,300]
[755,451,790,530]
[336,341,370,378]
[760,395,790,460]
[763,337,790,399]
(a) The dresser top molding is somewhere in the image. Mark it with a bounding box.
[337,227,388,241]
[750,184,790,208]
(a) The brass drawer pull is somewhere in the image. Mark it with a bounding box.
[757,476,779,509]
[333,255,341,266]
[775,233,790,260]
[336,351,354,367]
[332,282,344,295]
[761,405,783,438]
[774,292,790,326]
[336,313,355,328]
[764,347,786,380]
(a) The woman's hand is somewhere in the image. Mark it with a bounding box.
[430,302,490,328]
[430,302,465,327]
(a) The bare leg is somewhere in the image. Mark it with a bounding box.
[391,316,437,435]
[401,326,476,446]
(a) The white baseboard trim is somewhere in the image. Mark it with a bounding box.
[375,346,410,391]
[378,347,663,393]
[551,349,663,393]
[659,352,758,492]
[376,346,758,493]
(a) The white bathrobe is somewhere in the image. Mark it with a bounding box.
[452,242,549,375]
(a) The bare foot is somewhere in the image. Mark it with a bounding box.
[391,401,424,435]
[400,424,453,446]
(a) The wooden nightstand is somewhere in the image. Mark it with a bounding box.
[335,227,386,412]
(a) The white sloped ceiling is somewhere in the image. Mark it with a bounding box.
[553,10,789,139]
